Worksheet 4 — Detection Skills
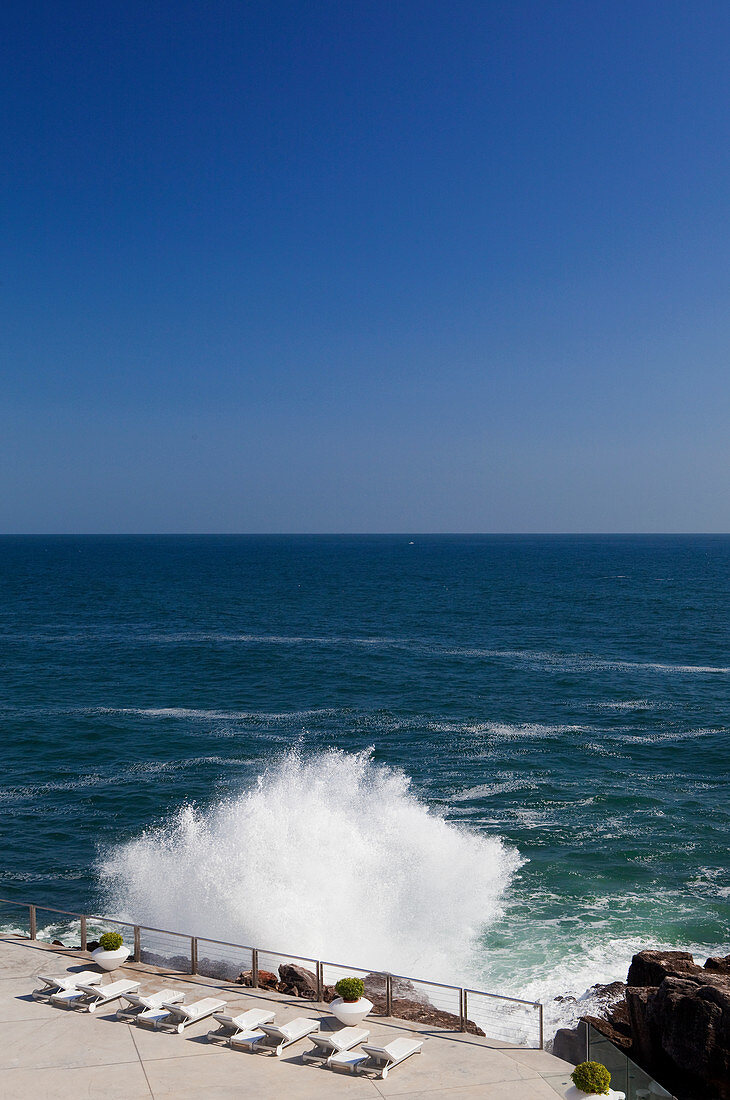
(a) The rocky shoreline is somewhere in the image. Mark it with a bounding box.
[553,950,730,1100]
[237,963,486,1036]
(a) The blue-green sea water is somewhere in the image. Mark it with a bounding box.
[1,535,729,1029]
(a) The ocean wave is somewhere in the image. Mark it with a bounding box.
[5,624,726,676]
[475,650,730,675]
[619,727,724,745]
[0,755,253,801]
[449,778,540,802]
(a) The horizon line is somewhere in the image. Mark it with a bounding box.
[2,532,730,538]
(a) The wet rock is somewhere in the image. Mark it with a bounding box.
[584,980,626,1002]
[579,950,730,1099]
[553,1019,587,1065]
[704,953,730,975]
[627,950,703,988]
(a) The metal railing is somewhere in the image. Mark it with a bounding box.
[587,1023,677,1099]
[0,895,543,1047]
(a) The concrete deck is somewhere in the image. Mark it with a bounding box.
[0,935,576,1099]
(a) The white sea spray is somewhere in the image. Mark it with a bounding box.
[98,748,522,982]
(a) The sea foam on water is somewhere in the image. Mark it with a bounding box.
[99,748,522,981]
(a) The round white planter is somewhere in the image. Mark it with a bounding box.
[565,1088,625,1100]
[91,945,130,971]
[329,996,373,1027]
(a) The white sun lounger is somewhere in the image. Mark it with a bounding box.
[32,971,103,1001]
[206,1006,276,1044]
[53,979,141,1012]
[116,988,186,1023]
[330,1037,423,1078]
[238,1017,319,1056]
[302,1026,370,1065]
[156,997,226,1033]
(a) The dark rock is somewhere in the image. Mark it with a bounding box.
[277,963,318,997]
[627,950,703,988]
[586,980,625,1001]
[602,996,631,1037]
[591,961,730,1100]
[236,968,278,990]
[584,1014,633,1052]
[387,996,484,1036]
[704,954,730,975]
[649,977,726,1089]
[362,972,429,1004]
[552,1020,587,1065]
[86,941,100,952]
[51,939,65,947]
[625,987,657,1066]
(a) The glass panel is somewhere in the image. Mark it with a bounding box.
[588,1023,677,1100]
[587,1025,628,1093]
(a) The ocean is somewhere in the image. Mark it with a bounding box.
[1,534,728,1034]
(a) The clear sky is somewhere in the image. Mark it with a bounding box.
[3,1,730,533]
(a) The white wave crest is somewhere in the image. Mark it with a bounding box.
[98,749,522,981]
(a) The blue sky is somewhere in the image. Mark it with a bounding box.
[3,1,730,532]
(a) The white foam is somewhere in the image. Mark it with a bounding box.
[96,706,337,722]
[98,748,522,981]
[480,649,730,675]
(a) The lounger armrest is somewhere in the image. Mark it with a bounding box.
[76,984,105,997]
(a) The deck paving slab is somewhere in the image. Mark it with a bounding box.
[0,1061,152,1100]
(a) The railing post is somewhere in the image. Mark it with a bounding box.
[462,989,468,1032]
[80,915,87,952]
[29,905,37,941]
[133,925,141,962]
[316,961,323,1002]
[385,973,392,1018]
[538,1002,544,1049]
[190,937,198,974]
[251,948,259,988]
[459,988,465,1032]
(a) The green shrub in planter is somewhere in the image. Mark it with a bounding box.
[571,1061,611,1095]
[98,932,124,952]
[335,977,365,1002]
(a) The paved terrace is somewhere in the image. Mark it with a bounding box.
[0,935,576,1100]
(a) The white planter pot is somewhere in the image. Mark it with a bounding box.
[91,945,130,971]
[565,1088,625,1100]
[329,996,373,1026]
